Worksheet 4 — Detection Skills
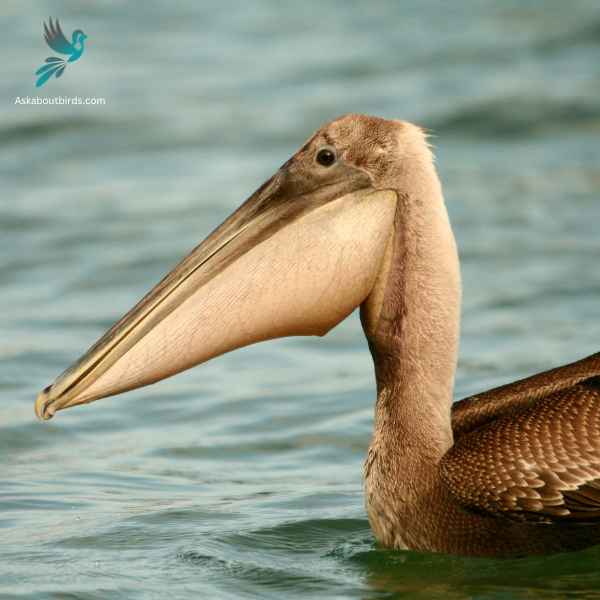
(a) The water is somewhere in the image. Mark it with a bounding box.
[2,1,600,598]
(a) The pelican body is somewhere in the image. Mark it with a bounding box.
[35,114,600,557]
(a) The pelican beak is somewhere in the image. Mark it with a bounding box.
[35,161,397,420]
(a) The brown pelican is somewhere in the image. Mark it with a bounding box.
[35,114,600,557]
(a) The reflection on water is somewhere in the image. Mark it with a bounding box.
[2,1,600,598]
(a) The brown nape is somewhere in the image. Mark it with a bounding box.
[34,113,600,557]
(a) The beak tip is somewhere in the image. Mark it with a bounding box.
[35,386,55,421]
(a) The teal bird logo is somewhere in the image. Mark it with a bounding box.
[35,18,87,88]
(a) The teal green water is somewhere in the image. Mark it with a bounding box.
[2,1,600,598]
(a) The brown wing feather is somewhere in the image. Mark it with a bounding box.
[451,351,600,439]
[442,376,600,524]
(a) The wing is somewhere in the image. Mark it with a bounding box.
[442,365,600,524]
[451,351,600,439]
[44,18,73,55]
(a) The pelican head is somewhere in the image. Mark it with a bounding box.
[35,114,437,420]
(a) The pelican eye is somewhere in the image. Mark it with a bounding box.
[316,147,337,167]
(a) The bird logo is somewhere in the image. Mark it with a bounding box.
[35,18,87,88]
